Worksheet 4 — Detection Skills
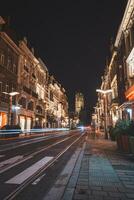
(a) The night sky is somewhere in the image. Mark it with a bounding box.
[3,0,127,123]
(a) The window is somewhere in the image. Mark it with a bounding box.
[27,101,34,111]
[24,65,29,73]
[0,54,4,65]
[7,57,12,70]
[18,97,27,109]
[127,48,134,78]
[11,83,15,92]
[13,64,17,73]
[50,91,53,101]
[0,82,2,92]
[5,84,9,93]
[130,24,134,47]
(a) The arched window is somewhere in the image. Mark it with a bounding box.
[27,101,34,111]
[18,97,27,109]
[36,105,42,114]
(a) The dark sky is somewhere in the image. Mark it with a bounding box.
[3,0,127,122]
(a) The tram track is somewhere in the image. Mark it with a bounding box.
[0,132,78,174]
[3,131,86,200]
[0,131,75,152]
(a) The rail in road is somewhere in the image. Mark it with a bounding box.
[0,130,87,200]
[0,131,78,174]
[0,130,75,152]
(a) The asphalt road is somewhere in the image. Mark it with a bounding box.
[0,129,86,200]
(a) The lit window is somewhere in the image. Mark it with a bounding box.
[127,48,134,77]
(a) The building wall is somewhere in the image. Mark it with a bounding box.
[0,16,69,130]
[75,92,84,114]
[0,31,20,127]
[96,0,134,129]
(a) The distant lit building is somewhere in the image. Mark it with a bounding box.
[75,92,84,115]
[47,76,68,128]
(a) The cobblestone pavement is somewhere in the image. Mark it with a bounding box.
[63,134,134,200]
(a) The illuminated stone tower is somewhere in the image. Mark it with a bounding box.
[75,92,84,114]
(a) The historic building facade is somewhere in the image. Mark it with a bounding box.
[0,17,21,128]
[75,92,84,115]
[0,16,69,130]
[47,76,68,128]
[95,0,134,131]
[17,38,39,130]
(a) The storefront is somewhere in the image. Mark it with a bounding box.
[19,115,25,131]
[0,101,8,128]
[110,105,119,126]
[0,112,7,128]
[125,83,134,120]
[123,47,134,120]
[26,117,32,131]
[19,115,33,131]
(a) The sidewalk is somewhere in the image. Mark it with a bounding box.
[43,133,134,200]
[63,134,134,200]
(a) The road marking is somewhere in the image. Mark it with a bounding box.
[32,173,46,185]
[43,149,81,200]
[6,156,53,184]
[0,156,23,168]
[0,155,4,158]
[43,142,86,200]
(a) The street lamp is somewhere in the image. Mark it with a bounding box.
[2,92,19,125]
[96,89,112,139]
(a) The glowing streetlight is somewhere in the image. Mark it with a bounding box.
[96,89,112,94]
[2,92,19,125]
[96,89,112,139]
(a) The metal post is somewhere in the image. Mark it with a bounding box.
[8,95,12,125]
[104,94,108,139]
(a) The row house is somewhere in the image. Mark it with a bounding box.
[96,0,134,131]
[0,16,68,130]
